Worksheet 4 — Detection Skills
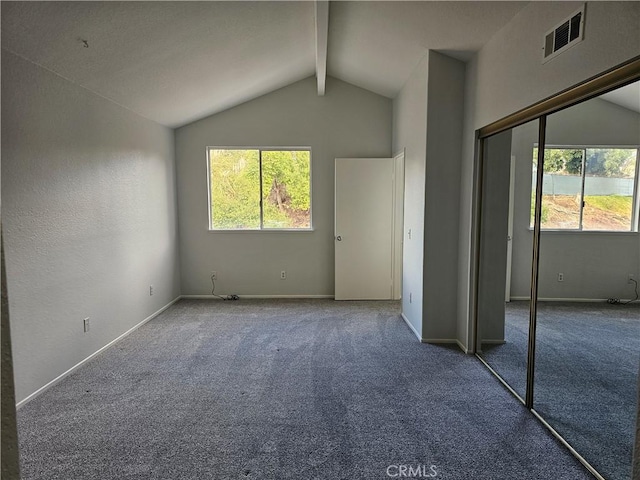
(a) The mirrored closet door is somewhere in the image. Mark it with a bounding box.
[534,80,640,480]
[476,119,540,402]
[474,72,640,480]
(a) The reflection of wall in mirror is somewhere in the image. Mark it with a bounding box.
[478,129,512,343]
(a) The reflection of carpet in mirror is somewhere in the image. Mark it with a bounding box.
[481,300,640,480]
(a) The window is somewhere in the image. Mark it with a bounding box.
[208,148,311,230]
[531,147,640,231]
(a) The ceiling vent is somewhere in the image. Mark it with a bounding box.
[542,5,585,63]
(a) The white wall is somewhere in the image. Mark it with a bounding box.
[393,54,428,337]
[510,98,640,300]
[392,51,465,341]
[456,55,480,351]
[457,1,640,350]
[423,52,465,341]
[1,51,181,403]
[473,1,640,129]
[175,76,392,296]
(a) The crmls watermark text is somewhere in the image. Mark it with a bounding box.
[386,464,438,477]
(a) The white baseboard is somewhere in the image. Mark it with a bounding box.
[401,313,422,341]
[422,338,469,354]
[456,339,469,354]
[510,297,626,303]
[400,315,469,353]
[180,294,335,300]
[422,338,457,344]
[180,295,225,300]
[16,296,181,409]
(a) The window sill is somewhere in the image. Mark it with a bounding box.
[207,228,315,233]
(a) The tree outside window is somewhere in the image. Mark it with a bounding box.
[208,148,311,230]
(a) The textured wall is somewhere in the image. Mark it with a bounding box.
[392,54,428,338]
[175,76,392,296]
[473,1,640,129]
[392,51,465,342]
[2,52,181,402]
[423,52,465,341]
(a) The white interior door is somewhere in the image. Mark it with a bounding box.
[335,158,394,300]
[392,151,405,300]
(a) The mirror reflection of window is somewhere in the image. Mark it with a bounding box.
[530,146,638,231]
[476,78,640,480]
[583,147,637,231]
[534,79,640,480]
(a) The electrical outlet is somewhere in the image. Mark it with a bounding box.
[557,273,564,282]
[211,271,217,280]
[629,274,636,284]
[281,270,286,280]
[83,318,90,333]
[149,285,154,296]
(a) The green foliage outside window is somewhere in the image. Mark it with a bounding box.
[209,148,311,230]
[533,147,583,175]
[533,147,636,177]
[585,148,637,178]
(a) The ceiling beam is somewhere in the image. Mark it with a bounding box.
[315,1,329,96]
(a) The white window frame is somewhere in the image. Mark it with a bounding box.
[206,146,313,232]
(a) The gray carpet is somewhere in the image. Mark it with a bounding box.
[18,299,593,479]
[481,301,640,480]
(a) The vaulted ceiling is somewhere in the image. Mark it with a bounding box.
[601,81,640,114]
[1,1,528,128]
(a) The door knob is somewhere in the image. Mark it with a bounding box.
[336,236,342,241]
